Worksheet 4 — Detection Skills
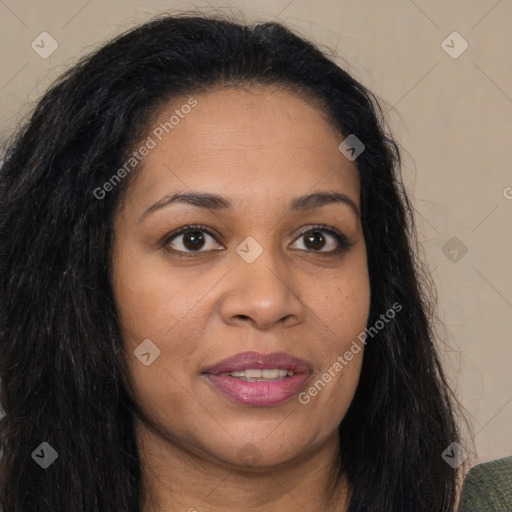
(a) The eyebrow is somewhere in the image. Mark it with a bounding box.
[138,190,360,222]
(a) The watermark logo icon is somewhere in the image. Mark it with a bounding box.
[442,237,468,263]
[134,339,161,366]
[338,134,365,161]
[503,186,512,200]
[441,32,468,59]
[237,442,262,464]
[31,32,58,59]
[31,442,58,469]
[441,442,468,468]
[236,236,263,263]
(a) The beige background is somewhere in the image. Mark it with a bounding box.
[1,0,511,469]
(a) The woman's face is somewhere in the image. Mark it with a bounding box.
[111,86,370,469]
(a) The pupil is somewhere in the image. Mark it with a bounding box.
[305,230,325,250]
[181,230,326,251]
[184,231,205,250]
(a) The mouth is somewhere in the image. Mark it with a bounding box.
[216,368,297,381]
[202,351,312,406]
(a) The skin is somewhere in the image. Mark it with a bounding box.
[111,86,371,512]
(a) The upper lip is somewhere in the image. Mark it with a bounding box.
[203,351,313,375]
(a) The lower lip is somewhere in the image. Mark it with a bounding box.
[204,373,311,406]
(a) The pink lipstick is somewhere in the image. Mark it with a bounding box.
[202,351,312,407]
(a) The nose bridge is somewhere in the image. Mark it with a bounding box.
[236,233,290,298]
[220,233,304,328]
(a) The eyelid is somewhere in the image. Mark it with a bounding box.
[161,224,222,248]
[162,223,354,256]
[293,223,355,252]
[295,223,352,242]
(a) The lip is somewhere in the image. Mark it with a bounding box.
[202,351,313,407]
[202,351,313,375]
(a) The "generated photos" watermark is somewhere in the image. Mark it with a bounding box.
[298,302,402,404]
[93,97,197,200]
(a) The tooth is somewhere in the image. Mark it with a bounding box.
[219,368,295,380]
[244,369,262,378]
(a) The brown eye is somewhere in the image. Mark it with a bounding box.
[165,225,224,255]
[291,225,353,254]
[181,230,206,250]
[303,230,328,251]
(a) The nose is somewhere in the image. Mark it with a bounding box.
[219,246,305,330]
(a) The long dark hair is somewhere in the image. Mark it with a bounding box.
[0,12,460,511]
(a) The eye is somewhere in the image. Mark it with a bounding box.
[164,224,224,256]
[163,223,353,258]
[291,225,353,254]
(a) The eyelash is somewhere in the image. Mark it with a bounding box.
[162,224,354,258]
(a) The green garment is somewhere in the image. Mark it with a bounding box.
[458,455,512,511]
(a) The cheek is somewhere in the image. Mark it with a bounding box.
[119,285,201,427]
[317,261,371,342]
[303,261,369,416]
[110,250,200,411]
[111,246,206,345]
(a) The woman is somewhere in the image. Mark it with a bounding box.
[0,13,461,511]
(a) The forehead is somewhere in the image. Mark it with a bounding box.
[125,86,360,208]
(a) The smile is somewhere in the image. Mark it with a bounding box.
[203,351,312,406]
[218,368,295,380]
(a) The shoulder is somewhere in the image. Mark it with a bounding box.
[458,455,512,512]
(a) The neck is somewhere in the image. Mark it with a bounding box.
[137,421,350,512]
